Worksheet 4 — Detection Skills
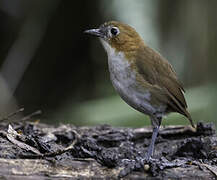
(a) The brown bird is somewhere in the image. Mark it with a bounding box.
[85,21,194,160]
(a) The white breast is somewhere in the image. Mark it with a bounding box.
[100,39,163,116]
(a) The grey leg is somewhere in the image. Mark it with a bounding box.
[145,126,160,160]
[145,116,162,160]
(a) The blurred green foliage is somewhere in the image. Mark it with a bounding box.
[0,0,216,128]
[52,83,217,128]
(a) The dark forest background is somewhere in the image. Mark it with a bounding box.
[0,0,216,127]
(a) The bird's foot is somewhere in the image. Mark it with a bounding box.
[143,152,153,162]
[118,156,158,178]
[142,156,155,164]
[119,155,189,178]
[118,157,148,178]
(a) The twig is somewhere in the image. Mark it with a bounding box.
[7,124,42,155]
[0,108,24,122]
[17,130,79,159]
[192,161,217,178]
[20,110,42,122]
[17,137,77,159]
[203,164,217,177]
[44,139,77,157]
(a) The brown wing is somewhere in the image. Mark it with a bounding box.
[135,46,194,127]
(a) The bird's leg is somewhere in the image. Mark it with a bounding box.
[145,126,160,160]
[145,116,162,161]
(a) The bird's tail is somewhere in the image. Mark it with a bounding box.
[184,109,195,128]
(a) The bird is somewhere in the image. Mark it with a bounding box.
[84,21,195,161]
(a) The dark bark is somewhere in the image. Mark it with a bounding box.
[0,121,216,179]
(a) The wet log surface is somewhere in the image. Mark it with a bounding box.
[0,121,216,179]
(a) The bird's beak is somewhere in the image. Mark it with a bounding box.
[84,28,105,38]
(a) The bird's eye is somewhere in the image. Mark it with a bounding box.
[110,27,119,36]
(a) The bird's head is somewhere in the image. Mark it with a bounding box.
[84,21,144,56]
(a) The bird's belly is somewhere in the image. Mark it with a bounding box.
[108,55,157,115]
[112,78,155,115]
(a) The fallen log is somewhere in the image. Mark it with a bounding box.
[0,121,216,179]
